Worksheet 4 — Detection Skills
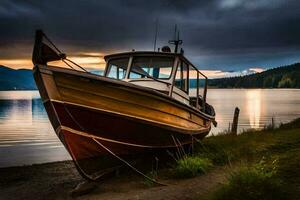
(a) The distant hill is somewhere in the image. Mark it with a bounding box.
[0,65,37,90]
[207,63,300,88]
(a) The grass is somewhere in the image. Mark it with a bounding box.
[196,118,300,200]
[211,159,286,200]
[196,118,300,164]
[174,156,213,178]
[143,118,300,198]
[278,117,300,129]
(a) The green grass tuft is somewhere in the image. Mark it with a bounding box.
[174,156,213,178]
[211,159,287,200]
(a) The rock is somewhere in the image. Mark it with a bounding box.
[70,180,98,197]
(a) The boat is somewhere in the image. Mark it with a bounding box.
[32,30,216,180]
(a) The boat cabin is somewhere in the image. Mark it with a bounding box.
[103,51,208,111]
[32,30,213,117]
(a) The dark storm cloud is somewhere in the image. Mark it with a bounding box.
[0,0,299,70]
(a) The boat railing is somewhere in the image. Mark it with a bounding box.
[195,67,208,112]
[169,62,208,112]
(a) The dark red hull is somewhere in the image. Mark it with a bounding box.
[44,100,208,179]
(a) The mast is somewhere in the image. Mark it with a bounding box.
[168,25,183,53]
[153,19,159,51]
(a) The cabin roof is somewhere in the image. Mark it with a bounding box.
[104,51,195,67]
[104,51,176,60]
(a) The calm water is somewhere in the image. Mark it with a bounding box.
[0,89,299,167]
[206,89,300,134]
[0,91,70,167]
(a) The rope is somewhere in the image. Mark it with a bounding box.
[171,135,182,159]
[43,33,63,54]
[191,135,210,154]
[92,138,168,186]
[62,59,76,70]
[62,104,168,186]
[65,58,89,73]
[42,32,89,73]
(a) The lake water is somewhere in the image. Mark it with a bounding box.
[0,89,299,167]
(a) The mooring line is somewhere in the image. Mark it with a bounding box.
[92,138,168,186]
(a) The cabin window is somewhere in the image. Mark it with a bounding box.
[175,60,189,92]
[129,57,174,79]
[106,58,129,79]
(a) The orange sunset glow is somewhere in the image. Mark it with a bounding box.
[0,53,107,70]
[249,68,265,73]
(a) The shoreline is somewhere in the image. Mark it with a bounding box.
[0,156,229,200]
[1,118,300,200]
[0,159,73,170]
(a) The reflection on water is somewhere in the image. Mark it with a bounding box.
[247,90,262,129]
[0,90,299,167]
[207,89,300,135]
[0,91,70,167]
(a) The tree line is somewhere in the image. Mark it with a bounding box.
[207,63,300,88]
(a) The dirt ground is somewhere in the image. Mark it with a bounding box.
[0,161,228,200]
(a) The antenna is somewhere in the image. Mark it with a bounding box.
[169,24,183,53]
[153,19,159,51]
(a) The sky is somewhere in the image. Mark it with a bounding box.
[0,0,299,78]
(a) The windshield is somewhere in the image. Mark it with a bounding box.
[106,58,129,79]
[129,56,174,79]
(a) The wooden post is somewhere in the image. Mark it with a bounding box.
[196,73,199,109]
[202,77,208,112]
[231,107,240,135]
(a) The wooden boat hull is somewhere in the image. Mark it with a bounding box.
[33,65,213,180]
